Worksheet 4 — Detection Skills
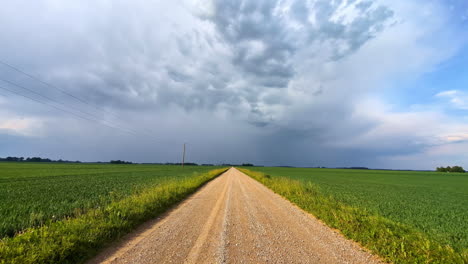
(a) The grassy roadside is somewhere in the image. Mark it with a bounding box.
[0,168,228,264]
[238,168,468,264]
[0,163,221,237]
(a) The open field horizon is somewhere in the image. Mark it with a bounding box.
[1,156,459,172]
[246,167,468,251]
[1,0,467,263]
[1,162,467,263]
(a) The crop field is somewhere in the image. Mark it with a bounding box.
[0,162,226,263]
[240,167,468,263]
[0,162,220,237]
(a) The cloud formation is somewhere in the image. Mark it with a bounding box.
[0,0,467,169]
[437,90,468,110]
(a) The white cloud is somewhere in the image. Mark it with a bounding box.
[184,0,216,18]
[443,133,468,142]
[0,117,43,137]
[0,0,466,168]
[436,90,468,110]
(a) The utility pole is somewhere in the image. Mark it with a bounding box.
[182,143,186,167]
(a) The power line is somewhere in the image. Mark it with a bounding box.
[0,78,107,122]
[0,84,147,138]
[0,59,118,118]
[0,59,167,141]
[182,143,186,167]
[0,78,155,138]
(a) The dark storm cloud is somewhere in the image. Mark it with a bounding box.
[210,0,295,87]
[0,0,465,169]
[2,0,393,117]
[208,0,394,88]
[197,0,395,123]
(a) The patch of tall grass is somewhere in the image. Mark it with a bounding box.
[239,168,467,264]
[0,168,227,264]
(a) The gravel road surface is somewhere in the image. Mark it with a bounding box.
[89,168,383,264]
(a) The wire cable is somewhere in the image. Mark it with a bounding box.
[0,59,119,118]
[0,84,148,138]
[0,78,108,121]
[0,59,166,141]
[0,78,158,138]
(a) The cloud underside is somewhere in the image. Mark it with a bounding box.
[0,0,466,169]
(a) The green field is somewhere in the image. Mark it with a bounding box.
[240,167,468,263]
[2,163,467,263]
[0,162,226,263]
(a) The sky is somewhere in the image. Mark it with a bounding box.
[0,0,467,169]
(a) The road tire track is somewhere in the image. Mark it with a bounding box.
[89,168,384,264]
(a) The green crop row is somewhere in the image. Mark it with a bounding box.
[0,167,228,263]
[246,167,468,251]
[0,163,220,238]
[238,168,468,264]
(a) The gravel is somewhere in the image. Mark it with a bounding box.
[89,168,384,264]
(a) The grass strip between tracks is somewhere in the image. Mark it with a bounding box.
[0,168,228,264]
[238,168,468,264]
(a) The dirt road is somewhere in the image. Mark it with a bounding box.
[90,168,382,264]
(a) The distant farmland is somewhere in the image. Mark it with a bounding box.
[240,167,468,263]
[2,162,467,263]
[0,162,226,263]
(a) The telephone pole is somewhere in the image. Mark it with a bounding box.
[182,143,186,167]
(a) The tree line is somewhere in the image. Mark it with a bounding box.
[436,166,465,173]
[109,160,133,164]
[0,157,258,167]
[0,157,81,163]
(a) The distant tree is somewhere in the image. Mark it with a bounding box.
[1,156,78,163]
[436,166,465,173]
[110,160,133,164]
[241,163,254,167]
[164,162,198,166]
[451,166,465,173]
[26,157,52,162]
